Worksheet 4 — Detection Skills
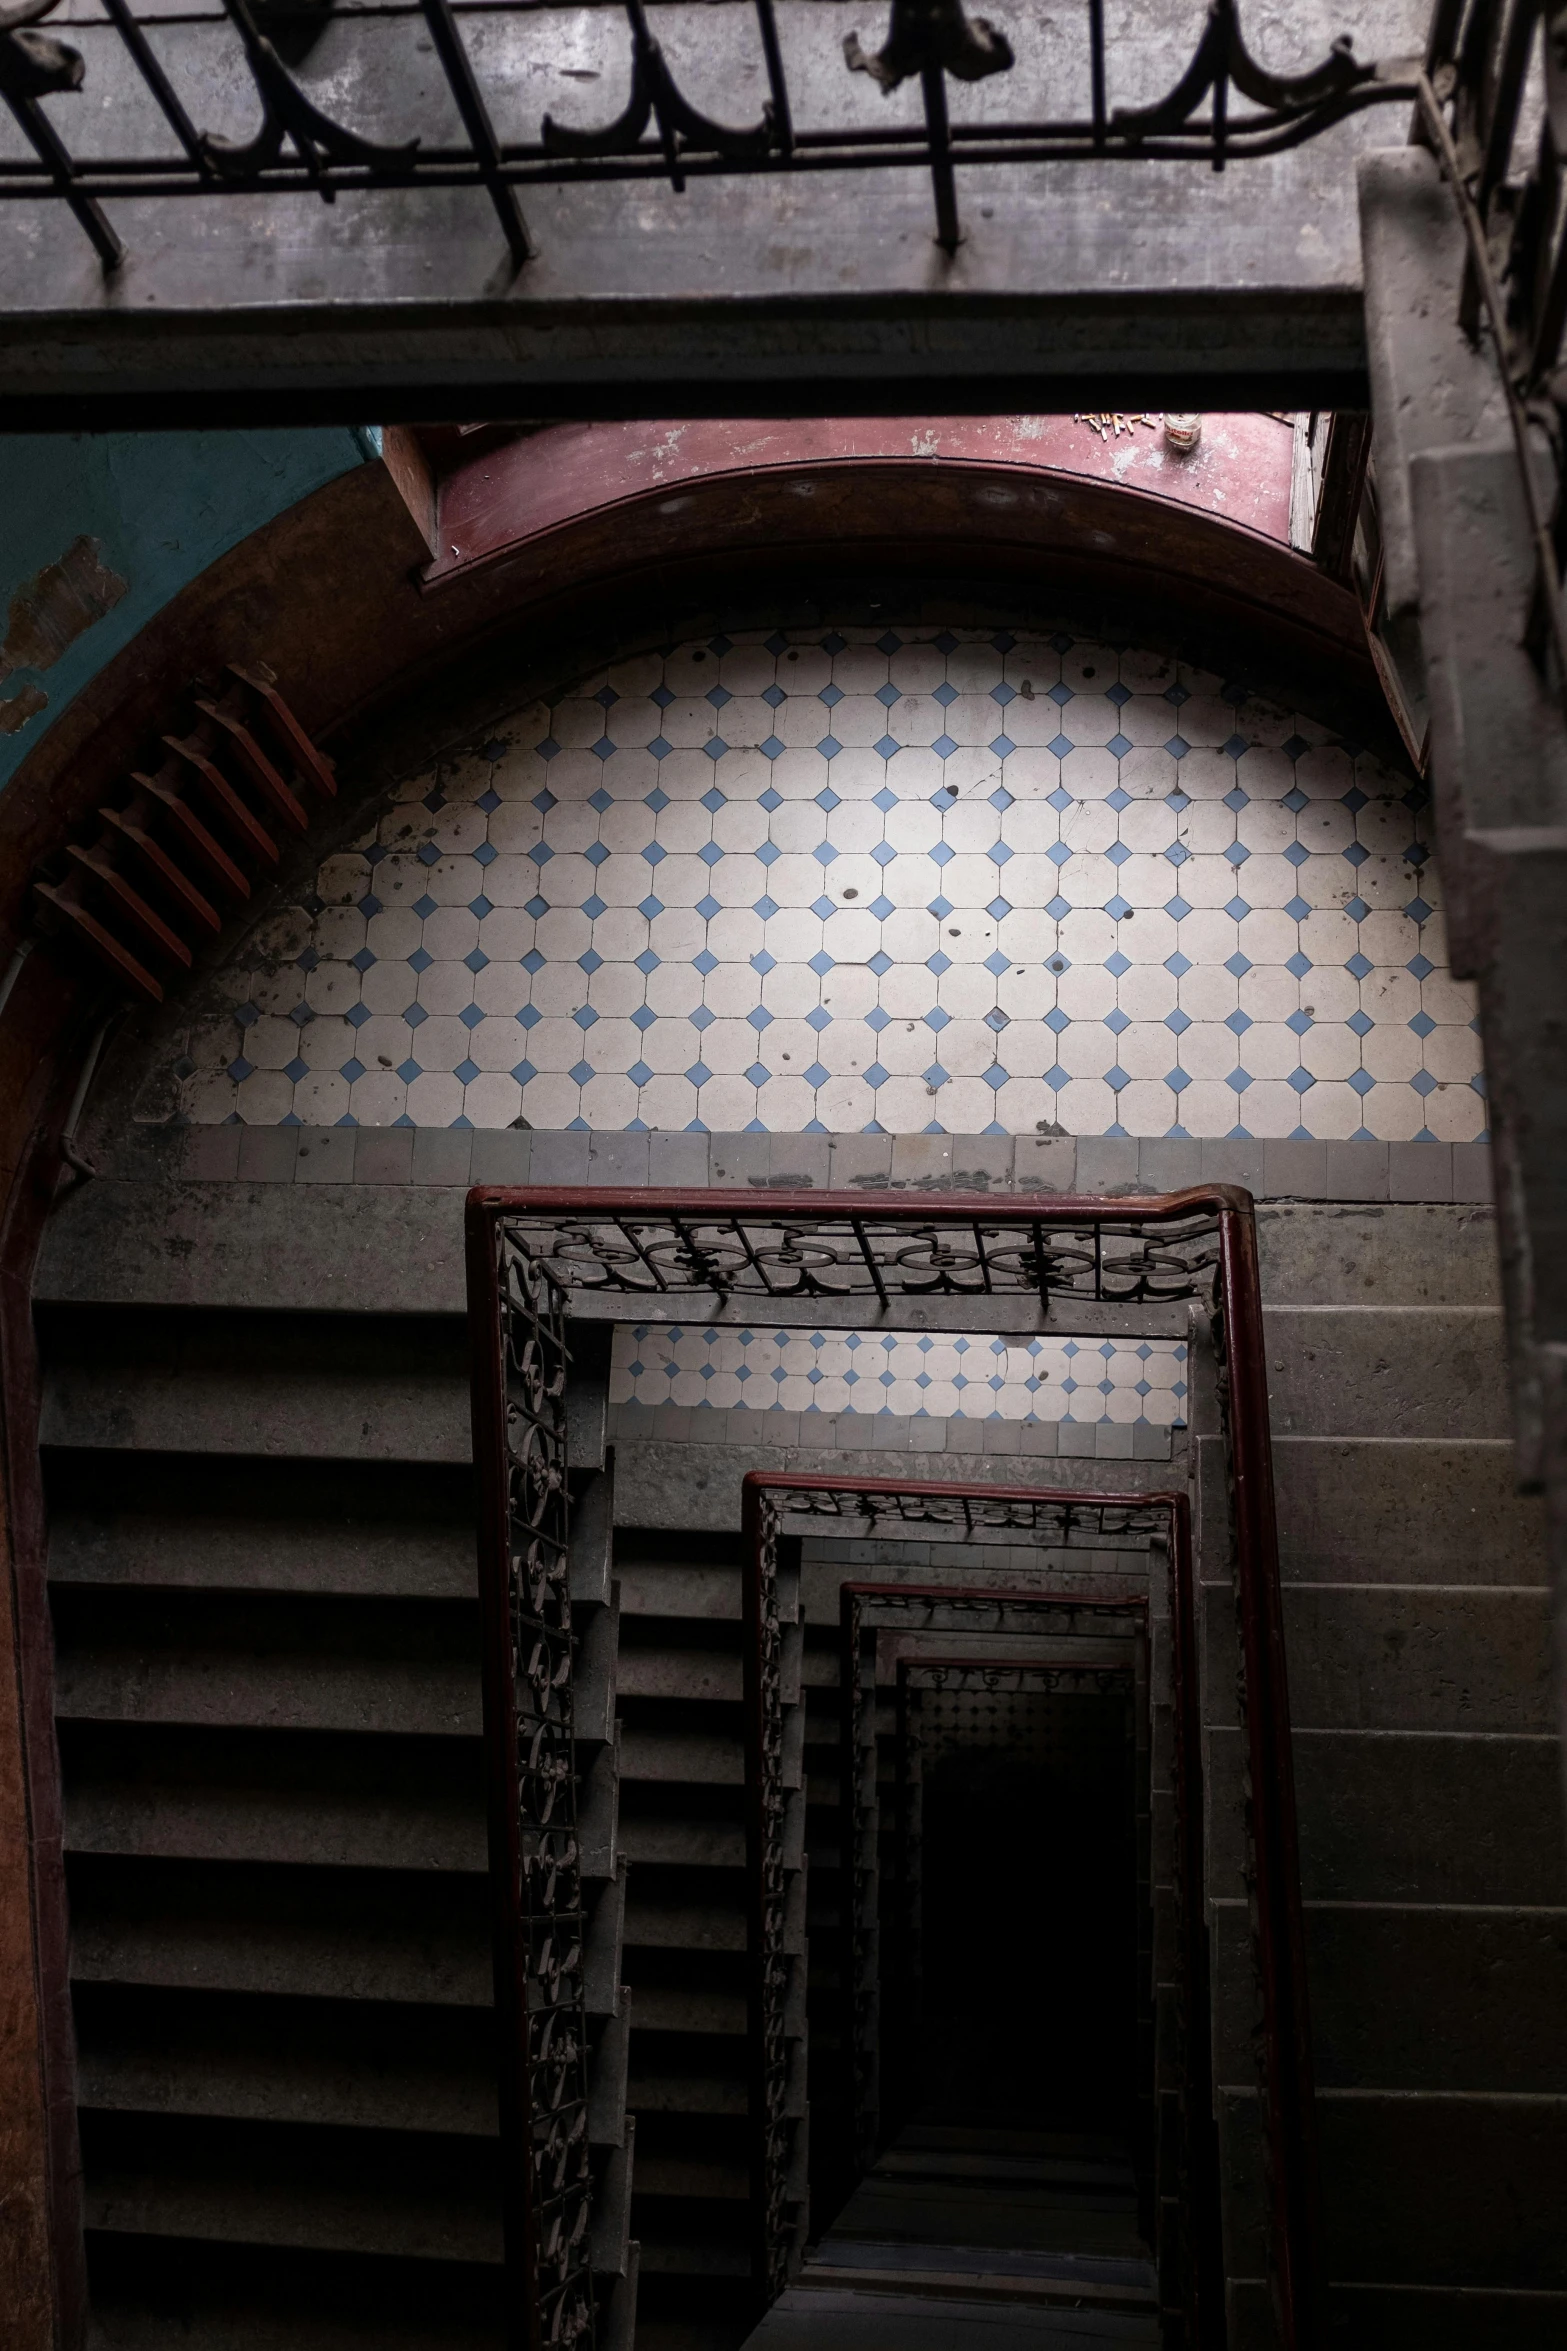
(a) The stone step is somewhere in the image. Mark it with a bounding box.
[1206,1725,1567,1906]
[1202,1584,1553,1733]
[1262,1307,1512,1441]
[1210,1900,1567,2090]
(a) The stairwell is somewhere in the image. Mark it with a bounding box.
[26,1145,1565,2349]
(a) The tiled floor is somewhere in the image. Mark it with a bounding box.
[178,623,1485,1144]
[610,1326,1187,1428]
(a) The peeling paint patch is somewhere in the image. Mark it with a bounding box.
[0,684,48,735]
[0,535,127,684]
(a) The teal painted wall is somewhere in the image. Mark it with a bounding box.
[0,426,377,790]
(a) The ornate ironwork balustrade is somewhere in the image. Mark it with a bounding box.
[0,0,1418,268]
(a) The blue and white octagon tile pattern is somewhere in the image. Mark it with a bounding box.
[180,624,1485,1144]
[612,1324,1188,1428]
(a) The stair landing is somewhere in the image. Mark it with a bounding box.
[740,2127,1160,2349]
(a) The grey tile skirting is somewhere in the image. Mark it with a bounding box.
[158,1123,1493,1206]
[610,1400,1175,1463]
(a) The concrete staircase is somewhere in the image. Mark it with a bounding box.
[28,1158,1565,2348]
[1204,1200,1565,2348]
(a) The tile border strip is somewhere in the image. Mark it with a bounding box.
[160,1124,1492,1205]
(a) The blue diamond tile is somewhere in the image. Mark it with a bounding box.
[590,735,616,762]
[986,1007,1009,1031]
[1105,1008,1130,1034]
[1229,1009,1255,1035]
[1165,1008,1191,1034]
[1047,895,1071,919]
[638,895,664,920]
[985,949,1010,976]
[626,1059,654,1087]
[1227,1067,1255,1093]
[1407,953,1435,980]
[1286,950,1313,978]
[1409,1010,1436,1038]
[1412,1069,1438,1097]
[817,735,842,759]
[642,842,666,867]
[925,1005,951,1032]
[1282,894,1311,923]
[1107,841,1131,867]
[357,893,383,919]
[866,1005,891,1033]
[990,734,1015,758]
[1348,1067,1375,1096]
[933,680,959,706]
[929,895,954,919]
[634,949,660,976]
[808,893,836,919]
[1348,1009,1374,1037]
[1106,733,1133,759]
[803,1060,831,1087]
[744,1060,771,1088]
[1048,681,1074,705]
[1048,785,1073,811]
[1286,1067,1315,1094]
[1106,894,1133,920]
[1105,1064,1129,1091]
[227,1056,254,1083]
[1224,895,1252,921]
[459,1003,485,1032]
[1284,840,1310,867]
[1164,895,1191,922]
[1285,1009,1312,1036]
[806,1006,833,1032]
[631,1005,656,1033]
[689,1006,715,1032]
[646,735,673,761]
[562,1058,589,1087]
[1223,787,1251,812]
[695,893,721,921]
[573,1005,598,1031]
[1406,896,1433,925]
[1226,841,1250,866]
[864,1062,889,1088]
[698,842,724,868]
[1167,1067,1191,1093]
[932,733,958,759]
[1106,681,1132,706]
[1045,1006,1070,1034]
[987,896,1010,919]
[1048,733,1074,758]
[1046,839,1072,868]
[747,1005,773,1031]
[453,1057,480,1085]
[346,1002,371,1029]
[396,1058,422,1084]
[1222,732,1249,759]
[928,949,952,974]
[989,841,1013,867]
[1166,951,1192,977]
[1345,895,1371,922]
[753,894,779,919]
[1165,842,1190,866]
[922,1063,950,1088]
[873,733,900,759]
[685,1060,712,1088]
[405,1003,429,1029]
[1165,735,1190,759]
[981,1063,1007,1090]
[1343,840,1369,867]
[1104,950,1130,977]
[1044,1064,1069,1090]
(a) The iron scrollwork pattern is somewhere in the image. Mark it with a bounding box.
[9,1,1415,269]
[472,1210,596,2351]
[509,1195,1224,1313]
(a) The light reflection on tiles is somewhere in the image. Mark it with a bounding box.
[609,1325,1188,1427]
[178,623,1486,1145]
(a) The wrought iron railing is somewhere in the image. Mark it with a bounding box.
[1,0,1417,268]
[467,1183,1314,2351]
[466,1199,596,2351]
